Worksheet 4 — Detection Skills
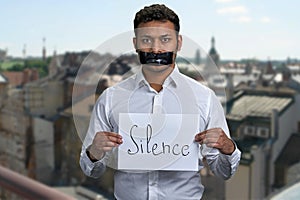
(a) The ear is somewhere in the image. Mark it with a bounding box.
[177,35,183,51]
[133,37,138,52]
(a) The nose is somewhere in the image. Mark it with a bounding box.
[151,39,162,53]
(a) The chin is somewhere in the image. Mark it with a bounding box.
[143,64,172,72]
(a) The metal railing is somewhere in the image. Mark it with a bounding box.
[0,165,75,200]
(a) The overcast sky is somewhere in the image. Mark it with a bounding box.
[1,0,299,60]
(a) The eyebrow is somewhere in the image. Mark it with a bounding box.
[140,34,172,38]
[160,34,172,37]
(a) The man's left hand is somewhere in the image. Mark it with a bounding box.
[194,128,235,155]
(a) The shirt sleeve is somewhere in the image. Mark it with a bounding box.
[79,90,114,178]
[79,147,107,178]
[202,90,241,180]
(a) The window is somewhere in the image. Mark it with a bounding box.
[244,126,256,136]
[256,127,269,138]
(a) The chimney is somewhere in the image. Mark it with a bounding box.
[226,73,234,101]
[31,69,39,81]
[23,69,30,84]
[271,109,279,139]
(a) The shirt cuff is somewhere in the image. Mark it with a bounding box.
[80,148,106,177]
[219,146,241,175]
[220,147,241,160]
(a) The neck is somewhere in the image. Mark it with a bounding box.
[142,64,175,87]
[149,83,163,92]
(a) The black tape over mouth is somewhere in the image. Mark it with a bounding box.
[138,51,174,65]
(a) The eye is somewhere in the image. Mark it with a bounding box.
[161,37,171,43]
[142,38,152,44]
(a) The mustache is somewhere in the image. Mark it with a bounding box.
[138,51,174,65]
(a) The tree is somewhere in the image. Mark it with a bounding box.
[24,60,48,77]
[9,63,24,71]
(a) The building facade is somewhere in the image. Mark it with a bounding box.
[225,88,300,199]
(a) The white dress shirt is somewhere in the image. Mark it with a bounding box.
[80,65,241,200]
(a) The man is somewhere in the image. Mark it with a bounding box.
[80,4,241,199]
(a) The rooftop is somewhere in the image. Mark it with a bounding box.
[268,181,300,200]
[227,94,293,120]
[0,73,7,83]
[2,71,23,86]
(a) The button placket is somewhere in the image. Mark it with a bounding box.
[153,93,163,114]
[148,170,159,200]
[148,92,163,199]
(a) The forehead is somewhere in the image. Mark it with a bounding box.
[135,20,177,37]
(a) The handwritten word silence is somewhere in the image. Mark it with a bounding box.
[127,124,190,156]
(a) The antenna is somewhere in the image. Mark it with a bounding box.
[23,44,27,59]
[42,37,46,61]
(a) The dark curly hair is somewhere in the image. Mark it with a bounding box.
[134,4,180,32]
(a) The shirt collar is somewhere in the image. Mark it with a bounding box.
[135,67,146,86]
[134,64,180,88]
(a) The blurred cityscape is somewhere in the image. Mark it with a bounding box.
[0,36,300,200]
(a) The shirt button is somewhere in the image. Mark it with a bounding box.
[150,182,157,186]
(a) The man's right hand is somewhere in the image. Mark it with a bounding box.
[87,132,123,161]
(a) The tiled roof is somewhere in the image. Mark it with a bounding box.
[2,71,24,86]
[0,73,7,83]
[227,95,293,120]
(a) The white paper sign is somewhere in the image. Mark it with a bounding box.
[118,113,199,171]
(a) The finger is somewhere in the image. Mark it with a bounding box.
[204,132,221,140]
[205,142,221,148]
[103,132,123,142]
[195,130,220,142]
[203,137,219,145]
[106,135,123,144]
[194,134,203,142]
[103,131,121,136]
[99,140,120,148]
[96,131,120,138]
[194,131,206,142]
[96,132,123,143]
[205,130,223,137]
[205,127,223,132]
